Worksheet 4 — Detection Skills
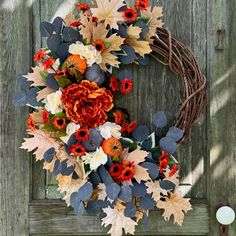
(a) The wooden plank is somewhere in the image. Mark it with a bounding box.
[0,1,32,235]
[207,0,236,235]
[29,200,209,235]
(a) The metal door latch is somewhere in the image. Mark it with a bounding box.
[215,29,225,51]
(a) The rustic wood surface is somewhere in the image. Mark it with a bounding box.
[0,0,236,235]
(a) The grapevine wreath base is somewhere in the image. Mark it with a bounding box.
[14,1,206,235]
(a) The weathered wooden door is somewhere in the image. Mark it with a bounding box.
[1,0,236,235]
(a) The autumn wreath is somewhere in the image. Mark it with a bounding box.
[14,1,206,235]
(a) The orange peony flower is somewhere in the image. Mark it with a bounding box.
[102,137,123,158]
[65,55,87,75]
[61,80,114,127]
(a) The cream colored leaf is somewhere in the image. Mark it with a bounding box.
[134,165,150,183]
[97,183,113,203]
[157,192,192,226]
[141,6,164,41]
[64,13,76,26]
[37,87,55,102]
[21,130,60,161]
[79,12,95,43]
[24,66,46,87]
[146,180,167,202]
[165,169,180,187]
[101,204,137,236]
[126,25,142,39]
[126,38,152,57]
[31,109,45,124]
[43,158,56,172]
[123,149,148,165]
[91,0,125,30]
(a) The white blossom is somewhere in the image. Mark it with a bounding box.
[44,90,63,114]
[98,122,121,139]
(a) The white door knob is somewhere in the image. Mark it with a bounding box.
[216,206,235,225]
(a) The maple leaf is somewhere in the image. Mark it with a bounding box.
[24,66,46,87]
[31,109,45,124]
[141,6,164,42]
[101,202,137,236]
[146,180,167,202]
[157,192,192,226]
[64,13,77,26]
[165,169,180,187]
[21,130,60,161]
[91,0,125,30]
[97,183,113,203]
[79,12,95,43]
[37,87,55,102]
[122,149,150,183]
[125,25,152,57]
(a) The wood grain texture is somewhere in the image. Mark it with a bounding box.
[0,1,31,235]
[29,200,209,235]
[207,0,236,235]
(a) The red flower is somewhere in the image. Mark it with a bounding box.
[119,162,135,181]
[109,163,123,179]
[27,115,36,131]
[110,76,119,92]
[135,0,149,10]
[52,117,66,130]
[127,120,137,133]
[61,81,114,127]
[43,57,55,70]
[42,110,49,123]
[75,127,90,142]
[121,121,128,133]
[113,111,123,125]
[159,151,169,174]
[34,49,46,62]
[54,68,67,79]
[120,79,133,94]
[123,8,138,22]
[92,16,98,23]
[70,20,82,27]
[94,39,106,52]
[69,144,86,157]
[169,164,179,177]
[76,3,90,11]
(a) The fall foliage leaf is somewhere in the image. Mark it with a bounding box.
[157,192,192,226]
[31,109,45,124]
[79,12,95,43]
[37,87,55,102]
[146,180,167,202]
[141,6,164,42]
[165,169,180,187]
[64,13,76,26]
[125,25,152,57]
[24,66,46,87]
[91,0,125,30]
[21,130,60,161]
[101,202,137,236]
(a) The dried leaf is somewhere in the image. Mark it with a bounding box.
[24,66,46,87]
[146,180,167,202]
[31,109,45,124]
[165,169,180,187]
[21,130,60,161]
[36,87,55,102]
[125,25,152,57]
[101,203,137,236]
[64,13,76,26]
[91,0,125,30]
[97,183,113,203]
[157,192,192,226]
[79,12,95,43]
[134,165,150,183]
[141,6,164,42]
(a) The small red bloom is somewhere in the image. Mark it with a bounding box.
[75,127,90,142]
[127,120,137,133]
[119,162,135,181]
[113,111,123,125]
[159,151,169,174]
[42,110,49,123]
[110,76,119,92]
[120,79,133,94]
[109,163,123,179]
[76,3,90,11]
[52,117,66,130]
[43,57,55,70]
[135,0,149,10]
[27,115,36,131]
[92,16,98,23]
[54,68,67,79]
[121,121,128,133]
[69,144,86,157]
[94,39,106,52]
[169,164,179,177]
[70,20,82,27]
[34,49,46,62]
[123,8,138,22]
